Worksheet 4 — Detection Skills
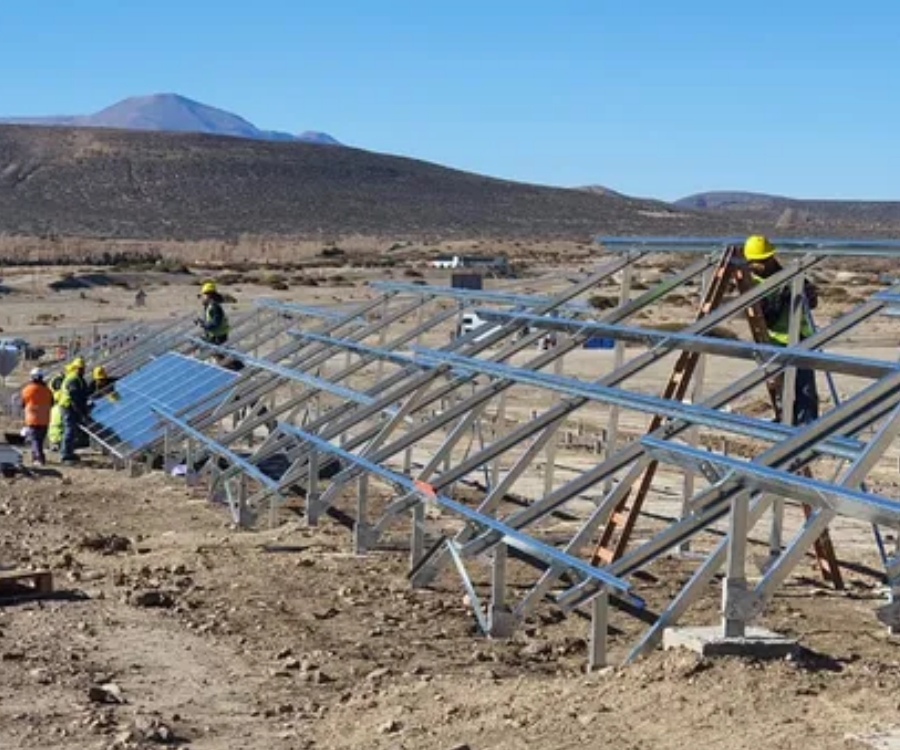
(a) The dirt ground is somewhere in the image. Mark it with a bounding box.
[1,248,900,749]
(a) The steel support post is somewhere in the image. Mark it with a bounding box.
[410,502,425,572]
[491,390,508,488]
[307,449,320,524]
[355,475,371,553]
[588,590,610,671]
[604,262,632,493]
[722,493,750,638]
[488,544,515,637]
[889,547,900,636]
[543,346,565,497]
[376,296,389,380]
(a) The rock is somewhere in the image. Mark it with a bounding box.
[133,715,177,744]
[129,590,176,608]
[275,647,293,660]
[29,667,52,684]
[283,658,301,670]
[520,641,551,658]
[88,683,125,704]
[79,533,132,555]
[366,666,392,682]
[378,719,403,735]
[448,744,472,750]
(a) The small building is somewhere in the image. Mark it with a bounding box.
[431,254,511,276]
[451,273,483,290]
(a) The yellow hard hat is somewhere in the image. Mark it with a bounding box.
[71,356,85,370]
[744,235,776,262]
[93,365,108,380]
[201,281,217,295]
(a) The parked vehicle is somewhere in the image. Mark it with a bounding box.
[0,338,46,361]
[457,312,501,342]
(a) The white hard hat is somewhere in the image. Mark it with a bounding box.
[30,367,44,380]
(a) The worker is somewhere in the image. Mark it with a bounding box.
[47,369,66,452]
[196,281,229,345]
[57,357,89,464]
[743,235,819,424]
[89,365,116,398]
[21,368,53,466]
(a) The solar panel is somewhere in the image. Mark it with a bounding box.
[87,352,239,453]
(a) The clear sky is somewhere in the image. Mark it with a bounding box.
[0,1,896,201]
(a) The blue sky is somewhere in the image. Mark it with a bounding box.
[0,1,896,201]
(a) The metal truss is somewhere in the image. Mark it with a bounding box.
[88,244,900,667]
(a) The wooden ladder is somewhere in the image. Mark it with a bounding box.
[590,246,843,589]
[591,246,737,565]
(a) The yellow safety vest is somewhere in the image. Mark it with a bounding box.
[752,273,814,345]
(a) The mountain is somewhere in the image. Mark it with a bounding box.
[676,190,900,235]
[0,123,741,241]
[297,131,342,146]
[675,191,791,211]
[0,94,342,146]
[578,185,630,199]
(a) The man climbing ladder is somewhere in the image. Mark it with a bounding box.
[743,234,820,425]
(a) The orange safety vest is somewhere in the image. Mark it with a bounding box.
[21,381,53,427]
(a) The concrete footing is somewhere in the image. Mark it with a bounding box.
[663,625,797,658]
[847,730,900,749]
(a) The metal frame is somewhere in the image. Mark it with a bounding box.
[81,243,900,667]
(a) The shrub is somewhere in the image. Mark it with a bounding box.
[588,294,617,310]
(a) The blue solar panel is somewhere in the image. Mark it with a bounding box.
[88,353,239,452]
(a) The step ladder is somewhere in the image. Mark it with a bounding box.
[591,245,843,589]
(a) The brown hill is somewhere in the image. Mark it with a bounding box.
[0,124,742,241]
[676,191,900,237]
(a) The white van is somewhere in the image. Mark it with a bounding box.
[458,312,499,342]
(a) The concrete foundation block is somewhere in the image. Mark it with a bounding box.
[847,730,900,749]
[663,625,797,659]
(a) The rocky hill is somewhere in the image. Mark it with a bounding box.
[676,191,900,236]
[0,124,739,241]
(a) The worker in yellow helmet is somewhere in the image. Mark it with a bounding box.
[57,357,89,463]
[195,281,230,345]
[743,235,819,424]
[88,365,117,399]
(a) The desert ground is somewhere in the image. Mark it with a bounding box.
[0,241,899,750]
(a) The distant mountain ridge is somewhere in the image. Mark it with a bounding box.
[675,191,792,210]
[675,190,900,235]
[0,93,342,146]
